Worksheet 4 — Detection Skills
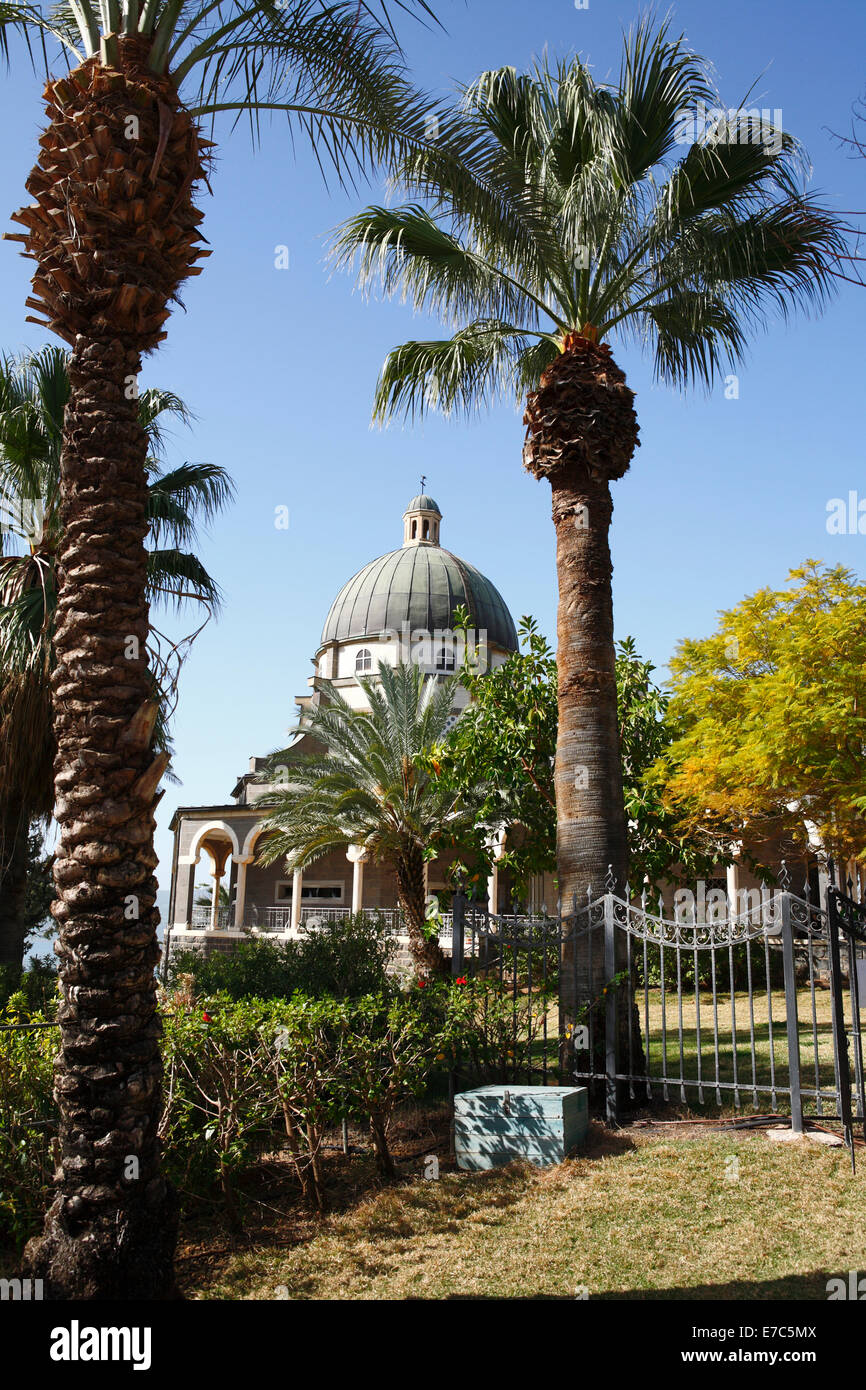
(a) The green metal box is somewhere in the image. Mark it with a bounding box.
[454,1084,588,1170]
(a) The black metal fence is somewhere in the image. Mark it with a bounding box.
[449,865,866,1165]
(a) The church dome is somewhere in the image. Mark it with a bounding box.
[404,494,441,514]
[320,494,518,653]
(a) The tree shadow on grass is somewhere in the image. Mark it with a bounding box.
[444,1271,836,1300]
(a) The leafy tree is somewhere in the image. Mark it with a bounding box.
[257,662,490,975]
[22,828,54,945]
[440,615,718,893]
[0,0,457,1298]
[0,346,232,969]
[333,18,843,1022]
[436,614,557,888]
[656,562,866,869]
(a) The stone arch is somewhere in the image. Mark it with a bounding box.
[187,819,241,865]
[240,821,272,862]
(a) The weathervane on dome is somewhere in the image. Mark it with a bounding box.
[420,475,426,491]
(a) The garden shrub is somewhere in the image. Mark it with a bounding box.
[159,984,470,1215]
[0,1001,59,1249]
[168,912,396,1001]
[0,957,59,1014]
[632,939,785,993]
[426,975,556,1085]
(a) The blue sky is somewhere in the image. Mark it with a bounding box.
[1,0,864,902]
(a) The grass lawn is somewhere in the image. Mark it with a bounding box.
[180,1121,866,1301]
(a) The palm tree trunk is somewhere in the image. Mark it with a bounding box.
[549,474,638,1083]
[524,336,642,1093]
[0,801,29,972]
[394,843,447,976]
[551,474,628,910]
[23,338,178,1298]
[14,38,208,1299]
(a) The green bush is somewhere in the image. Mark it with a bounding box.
[632,939,785,993]
[160,984,470,1215]
[0,957,59,1014]
[0,1001,58,1249]
[168,912,396,1001]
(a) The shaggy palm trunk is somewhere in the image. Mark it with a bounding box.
[11,39,208,1298]
[395,842,447,976]
[524,334,642,1093]
[0,801,29,971]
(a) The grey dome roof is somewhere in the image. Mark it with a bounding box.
[404,494,441,514]
[320,546,518,652]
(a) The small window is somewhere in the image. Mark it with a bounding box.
[423,519,430,539]
[436,646,456,672]
[411,520,417,538]
[276,881,344,902]
[355,648,372,673]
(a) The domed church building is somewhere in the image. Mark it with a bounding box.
[166,492,522,947]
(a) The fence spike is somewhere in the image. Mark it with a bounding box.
[778,859,790,890]
[605,863,616,891]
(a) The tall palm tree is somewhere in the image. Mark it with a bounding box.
[333,19,844,1031]
[257,661,487,975]
[0,346,231,966]
[0,0,449,1296]
[0,344,230,1289]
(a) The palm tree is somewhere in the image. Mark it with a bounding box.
[333,19,844,1033]
[0,0,454,1297]
[257,661,487,975]
[0,346,232,971]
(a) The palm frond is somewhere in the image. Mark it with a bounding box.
[372,321,537,423]
[146,546,223,612]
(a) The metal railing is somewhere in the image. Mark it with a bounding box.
[446,869,866,1164]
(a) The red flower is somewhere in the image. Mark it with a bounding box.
[202,1011,213,1022]
[417,980,427,989]
[455,977,467,986]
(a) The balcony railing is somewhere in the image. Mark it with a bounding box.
[183,902,455,941]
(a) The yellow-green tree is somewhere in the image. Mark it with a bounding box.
[657,562,866,866]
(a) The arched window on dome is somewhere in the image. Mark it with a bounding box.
[355,648,372,674]
[436,646,456,672]
[411,520,417,539]
[423,519,430,539]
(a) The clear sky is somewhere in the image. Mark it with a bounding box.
[1,0,864,906]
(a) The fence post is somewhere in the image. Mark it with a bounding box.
[451,890,466,979]
[779,893,803,1136]
[827,887,855,1166]
[448,890,467,1162]
[604,890,618,1124]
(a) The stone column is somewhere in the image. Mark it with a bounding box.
[233,857,252,928]
[209,873,221,931]
[347,845,368,913]
[486,826,508,915]
[487,863,499,916]
[290,867,303,932]
[726,862,740,920]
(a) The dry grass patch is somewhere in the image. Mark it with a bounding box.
[181,1124,866,1301]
